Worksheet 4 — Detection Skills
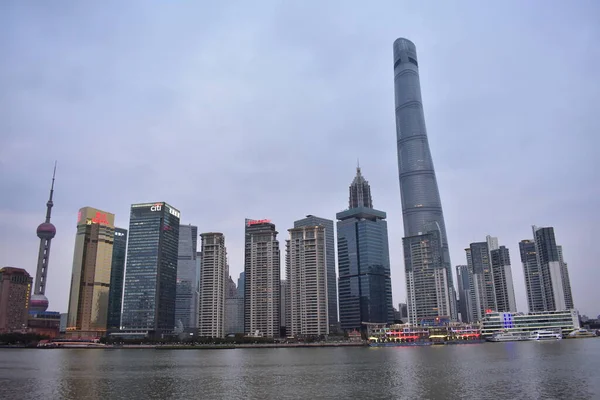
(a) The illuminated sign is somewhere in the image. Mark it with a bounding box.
[247,219,271,226]
[115,231,125,237]
[168,207,180,219]
[150,203,162,212]
[91,212,109,225]
[77,211,82,223]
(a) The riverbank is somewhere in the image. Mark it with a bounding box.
[27,342,368,349]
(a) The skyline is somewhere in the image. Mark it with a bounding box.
[1,2,599,317]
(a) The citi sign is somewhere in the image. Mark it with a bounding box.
[150,203,162,212]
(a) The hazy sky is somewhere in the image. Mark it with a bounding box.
[1,1,599,317]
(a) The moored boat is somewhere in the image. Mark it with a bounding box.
[567,328,597,339]
[486,330,529,342]
[527,330,562,341]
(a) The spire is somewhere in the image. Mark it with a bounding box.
[349,164,373,209]
[45,161,57,223]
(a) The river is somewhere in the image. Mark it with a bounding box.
[1,339,599,399]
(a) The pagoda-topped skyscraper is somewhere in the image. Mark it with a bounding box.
[30,162,57,313]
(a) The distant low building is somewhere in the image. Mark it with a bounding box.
[0,267,32,333]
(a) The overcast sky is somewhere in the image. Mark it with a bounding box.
[1,1,598,317]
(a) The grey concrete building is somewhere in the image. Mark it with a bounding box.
[199,233,228,338]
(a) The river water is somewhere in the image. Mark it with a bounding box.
[1,340,599,399]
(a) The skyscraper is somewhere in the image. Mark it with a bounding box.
[466,241,495,320]
[280,280,289,335]
[176,225,199,329]
[286,226,329,337]
[533,226,574,311]
[66,207,115,337]
[456,265,473,323]
[31,163,57,313]
[519,239,545,312]
[337,167,394,330]
[244,219,280,337]
[0,267,32,333]
[199,232,228,338]
[294,215,337,331]
[393,38,457,321]
[490,246,517,312]
[225,276,244,335]
[107,227,127,331]
[121,202,180,337]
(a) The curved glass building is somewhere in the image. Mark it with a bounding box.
[393,38,457,321]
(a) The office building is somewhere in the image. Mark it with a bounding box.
[66,207,115,337]
[120,202,180,337]
[393,38,457,321]
[199,233,228,338]
[404,230,451,325]
[337,167,394,330]
[294,215,337,331]
[237,272,245,298]
[490,246,517,312]
[31,163,58,313]
[176,225,199,329]
[225,276,243,335]
[107,227,127,331]
[466,241,495,321]
[244,219,280,337]
[0,267,32,333]
[481,310,580,337]
[557,245,574,309]
[286,226,329,336]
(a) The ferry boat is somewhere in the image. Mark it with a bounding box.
[527,330,562,341]
[486,330,529,342]
[368,326,432,347]
[567,328,597,339]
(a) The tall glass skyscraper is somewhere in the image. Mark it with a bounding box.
[121,202,180,336]
[294,215,337,331]
[175,225,199,329]
[393,38,456,321]
[107,227,127,331]
[336,167,394,331]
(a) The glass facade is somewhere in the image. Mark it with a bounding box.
[393,38,456,320]
[337,207,394,330]
[520,239,545,312]
[294,215,338,330]
[175,225,198,329]
[121,202,180,335]
[107,227,127,330]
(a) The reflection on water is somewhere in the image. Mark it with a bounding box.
[1,340,599,400]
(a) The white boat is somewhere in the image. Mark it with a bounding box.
[567,328,597,338]
[527,330,562,341]
[487,331,529,342]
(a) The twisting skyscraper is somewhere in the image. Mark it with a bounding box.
[393,38,457,322]
[31,162,57,313]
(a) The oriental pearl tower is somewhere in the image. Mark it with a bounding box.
[30,162,57,313]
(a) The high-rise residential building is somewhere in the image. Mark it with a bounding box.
[490,246,517,312]
[286,226,329,337]
[0,267,32,333]
[533,226,574,311]
[393,38,457,321]
[199,233,228,338]
[404,230,451,325]
[294,215,337,331]
[456,265,473,323]
[519,239,545,312]
[244,219,280,337]
[466,241,495,321]
[337,167,394,331]
[66,207,115,337]
[31,163,57,313]
[121,202,180,336]
[176,225,199,329]
[107,227,127,331]
[225,276,244,335]
[557,246,574,309]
